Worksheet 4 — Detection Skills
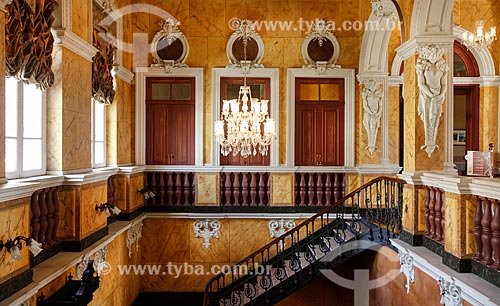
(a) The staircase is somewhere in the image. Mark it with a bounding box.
[203,176,405,306]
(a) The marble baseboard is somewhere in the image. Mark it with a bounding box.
[0,269,33,303]
[132,292,203,306]
[471,260,500,288]
[442,251,471,273]
[422,236,444,257]
[117,206,145,221]
[400,230,423,246]
[30,242,62,268]
[61,227,109,252]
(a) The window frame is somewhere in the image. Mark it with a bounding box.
[5,77,47,179]
[91,99,107,168]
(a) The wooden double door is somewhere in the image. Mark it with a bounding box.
[295,78,345,166]
[146,77,195,165]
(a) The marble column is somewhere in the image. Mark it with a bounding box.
[0,10,5,181]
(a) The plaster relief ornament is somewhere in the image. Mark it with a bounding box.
[416,44,449,157]
[360,78,383,154]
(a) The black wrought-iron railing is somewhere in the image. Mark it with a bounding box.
[203,176,405,306]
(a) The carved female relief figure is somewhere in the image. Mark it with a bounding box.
[416,45,449,157]
[360,78,383,155]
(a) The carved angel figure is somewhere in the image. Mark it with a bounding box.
[416,45,449,157]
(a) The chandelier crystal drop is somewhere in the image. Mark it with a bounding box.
[461,20,497,50]
[214,26,276,158]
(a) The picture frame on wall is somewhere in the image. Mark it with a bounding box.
[454,130,466,145]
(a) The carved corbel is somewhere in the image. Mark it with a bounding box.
[194,219,221,249]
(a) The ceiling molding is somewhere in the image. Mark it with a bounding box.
[51,28,98,62]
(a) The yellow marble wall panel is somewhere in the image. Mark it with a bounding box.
[416,187,427,233]
[265,0,302,38]
[345,174,361,194]
[80,182,108,238]
[229,220,273,262]
[261,37,285,68]
[270,173,294,206]
[189,0,225,37]
[129,173,145,211]
[465,196,477,256]
[36,267,76,301]
[0,198,30,280]
[196,173,219,206]
[61,49,92,171]
[479,87,499,152]
[57,186,79,240]
[444,195,461,257]
[185,37,208,67]
[113,174,128,211]
[0,13,5,179]
[402,185,418,233]
[142,219,191,263]
[72,0,91,43]
[388,86,400,164]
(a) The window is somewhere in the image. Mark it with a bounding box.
[91,100,106,168]
[5,77,45,179]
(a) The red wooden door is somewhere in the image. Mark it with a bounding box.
[146,77,195,165]
[295,78,345,166]
[219,77,271,166]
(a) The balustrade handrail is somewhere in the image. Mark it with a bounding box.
[203,176,405,305]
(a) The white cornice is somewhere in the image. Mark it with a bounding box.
[356,164,402,174]
[51,28,98,62]
[0,182,38,203]
[453,77,500,86]
[118,166,146,174]
[392,239,500,306]
[63,168,119,185]
[396,36,455,61]
[112,65,135,84]
[388,76,403,85]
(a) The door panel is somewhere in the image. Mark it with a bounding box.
[295,78,345,167]
[322,107,344,166]
[146,77,195,165]
[168,105,195,165]
[295,106,317,166]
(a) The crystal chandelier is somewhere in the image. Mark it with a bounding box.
[461,20,497,49]
[214,28,276,157]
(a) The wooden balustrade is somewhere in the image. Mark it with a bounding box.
[294,173,345,206]
[30,187,61,248]
[145,172,195,206]
[423,186,445,243]
[473,196,500,269]
[220,172,269,206]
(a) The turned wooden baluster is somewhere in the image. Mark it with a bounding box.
[166,172,173,205]
[226,172,234,206]
[434,188,443,242]
[31,190,42,244]
[52,187,60,242]
[38,190,48,247]
[232,173,240,206]
[333,173,340,202]
[45,189,55,245]
[175,173,182,205]
[317,173,324,205]
[249,173,257,205]
[299,174,306,206]
[258,173,265,206]
[266,173,271,206]
[428,187,436,238]
[440,190,446,242]
[424,187,431,236]
[490,199,500,269]
[241,173,249,205]
[307,173,315,206]
[325,174,332,204]
[481,197,494,265]
[473,196,484,261]
[341,174,346,198]
[183,173,191,205]
[155,172,163,205]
